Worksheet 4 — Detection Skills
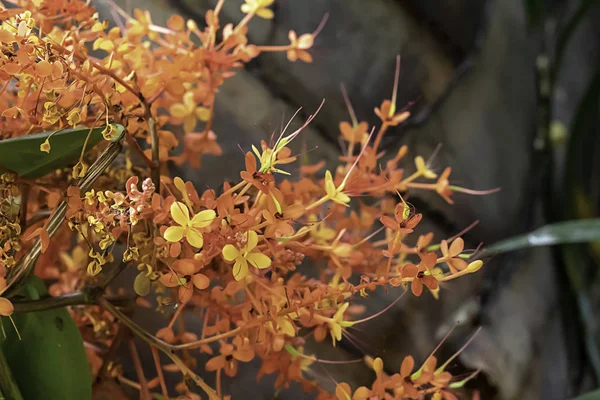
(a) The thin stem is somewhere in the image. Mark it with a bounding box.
[12,292,90,312]
[98,298,219,400]
[11,293,130,313]
[151,347,169,400]
[128,339,151,400]
[143,102,161,194]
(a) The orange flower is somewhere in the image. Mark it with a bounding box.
[160,259,210,303]
[399,252,439,296]
[287,31,314,63]
[205,336,255,377]
[440,238,468,273]
[339,121,369,143]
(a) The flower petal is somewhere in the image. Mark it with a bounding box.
[232,259,248,281]
[222,245,239,261]
[169,103,189,118]
[159,271,180,287]
[400,263,418,278]
[0,297,14,316]
[449,237,464,256]
[178,284,193,303]
[170,201,190,226]
[411,279,423,296]
[192,274,210,290]
[191,209,216,228]
[246,252,271,269]
[245,230,258,251]
[172,259,196,276]
[400,355,414,377]
[164,226,185,242]
[186,228,204,249]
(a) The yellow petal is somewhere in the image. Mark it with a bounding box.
[170,103,189,118]
[190,209,216,228]
[330,323,342,346]
[186,228,204,248]
[333,192,351,205]
[246,230,258,251]
[276,317,295,337]
[164,226,185,242]
[170,201,190,226]
[222,244,240,261]
[196,107,210,121]
[183,114,196,133]
[415,156,426,172]
[246,252,271,269]
[183,91,195,109]
[232,259,248,281]
[256,8,274,19]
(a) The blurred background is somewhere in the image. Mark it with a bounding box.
[100,1,600,399]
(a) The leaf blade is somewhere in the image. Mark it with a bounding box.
[0,125,124,178]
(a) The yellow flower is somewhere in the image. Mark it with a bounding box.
[169,91,210,133]
[414,156,437,179]
[40,138,51,153]
[328,302,354,346]
[164,202,216,249]
[42,101,60,124]
[67,109,81,126]
[324,170,350,205]
[101,124,117,140]
[241,0,275,19]
[222,230,271,281]
[308,214,335,243]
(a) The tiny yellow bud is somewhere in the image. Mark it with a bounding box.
[372,357,384,375]
[40,139,51,153]
[466,260,483,273]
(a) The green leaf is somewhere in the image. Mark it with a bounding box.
[484,219,600,254]
[134,272,151,296]
[0,125,124,178]
[0,276,92,400]
[571,388,600,400]
[523,0,544,28]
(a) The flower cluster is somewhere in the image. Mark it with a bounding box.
[0,1,494,399]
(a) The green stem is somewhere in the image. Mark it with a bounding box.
[12,293,131,313]
[0,348,24,400]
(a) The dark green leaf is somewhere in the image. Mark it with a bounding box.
[0,276,92,400]
[484,219,600,254]
[0,125,124,178]
[523,0,544,28]
[571,388,600,400]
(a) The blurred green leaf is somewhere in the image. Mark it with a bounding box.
[0,276,92,400]
[0,125,123,178]
[553,0,599,82]
[523,0,544,27]
[571,388,600,400]
[484,219,600,254]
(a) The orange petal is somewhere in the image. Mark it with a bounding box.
[0,297,14,316]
